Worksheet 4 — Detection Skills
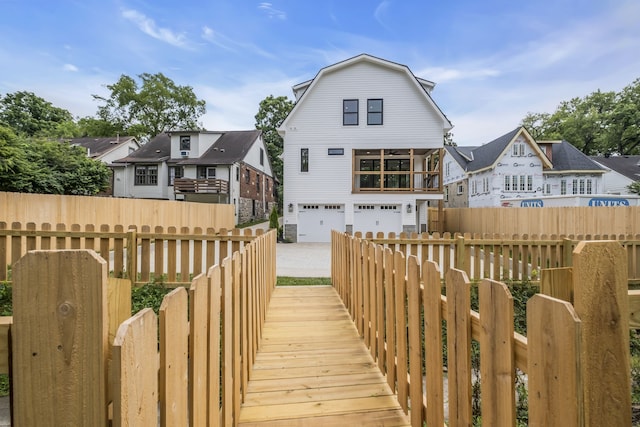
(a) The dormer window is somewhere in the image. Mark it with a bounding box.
[180,136,191,151]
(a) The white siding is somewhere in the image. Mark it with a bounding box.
[242,137,273,177]
[283,60,447,238]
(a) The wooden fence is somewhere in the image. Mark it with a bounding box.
[331,230,632,426]
[430,205,640,237]
[0,191,235,231]
[0,222,267,287]
[355,231,640,285]
[5,229,276,426]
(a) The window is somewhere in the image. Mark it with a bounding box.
[168,166,183,185]
[236,166,239,181]
[301,148,309,172]
[383,158,410,188]
[135,165,158,185]
[245,169,251,184]
[544,183,551,194]
[444,186,449,201]
[579,179,585,194]
[367,99,383,125]
[343,99,358,125]
[512,143,525,157]
[471,180,477,195]
[359,158,380,188]
[483,177,489,193]
[527,175,533,191]
[561,180,567,195]
[198,166,216,179]
[257,173,260,191]
[180,136,191,151]
[457,184,464,195]
[328,148,344,155]
[586,179,593,194]
[445,162,451,178]
[572,179,578,195]
[260,148,264,166]
[504,175,511,191]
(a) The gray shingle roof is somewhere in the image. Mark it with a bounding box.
[68,136,137,158]
[591,155,640,180]
[550,141,605,172]
[113,133,170,163]
[177,130,262,165]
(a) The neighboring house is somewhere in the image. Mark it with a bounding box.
[279,54,452,242]
[591,155,640,195]
[68,135,141,165]
[443,127,607,207]
[112,130,276,224]
[67,136,141,195]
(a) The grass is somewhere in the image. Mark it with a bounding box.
[276,276,332,286]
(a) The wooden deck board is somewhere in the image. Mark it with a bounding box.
[238,286,411,426]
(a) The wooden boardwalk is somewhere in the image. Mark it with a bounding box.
[238,286,410,426]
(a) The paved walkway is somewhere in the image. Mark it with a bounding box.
[276,242,331,277]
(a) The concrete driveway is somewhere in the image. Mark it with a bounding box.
[276,242,331,277]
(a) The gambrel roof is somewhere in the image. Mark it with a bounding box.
[280,53,452,134]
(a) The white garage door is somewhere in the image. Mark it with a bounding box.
[298,204,345,242]
[353,204,402,236]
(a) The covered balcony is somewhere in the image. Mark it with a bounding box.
[352,148,442,193]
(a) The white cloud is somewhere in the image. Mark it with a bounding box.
[121,8,189,48]
[258,3,287,20]
[201,26,275,59]
[63,64,79,72]
[374,1,391,30]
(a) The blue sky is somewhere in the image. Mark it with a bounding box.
[1,0,638,145]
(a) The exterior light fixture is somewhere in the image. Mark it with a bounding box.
[288,203,294,212]
[406,204,412,213]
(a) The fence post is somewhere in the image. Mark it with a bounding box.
[12,250,108,425]
[540,267,573,303]
[126,227,137,281]
[562,238,573,268]
[572,240,630,426]
[455,235,467,274]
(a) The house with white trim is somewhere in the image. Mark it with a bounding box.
[443,127,607,207]
[591,155,640,195]
[279,54,452,242]
[112,130,276,224]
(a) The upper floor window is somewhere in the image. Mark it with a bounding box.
[245,169,251,184]
[512,143,525,157]
[561,179,567,195]
[260,148,264,166]
[301,148,309,172]
[135,165,158,186]
[343,99,358,125]
[180,136,191,151]
[367,99,383,125]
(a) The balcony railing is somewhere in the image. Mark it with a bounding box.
[173,178,229,194]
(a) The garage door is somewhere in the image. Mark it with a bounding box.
[298,204,345,242]
[353,204,402,236]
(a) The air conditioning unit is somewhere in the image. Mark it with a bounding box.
[180,150,189,157]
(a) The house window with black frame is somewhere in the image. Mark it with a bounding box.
[260,148,264,166]
[367,99,383,125]
[198,166,216,179]
[245,169,251,184]
[135,165,158,185]
[257,173,261,192]
[180,136,191,151]
[343,99,358,125]
[168,166,183,185]
[301,148,309,172]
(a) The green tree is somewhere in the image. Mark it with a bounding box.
[254,94,293,187]
[0,91,73,137]
[93,72,206,140]
[628,181,640,195]
[0,127,110,195]
[521,80,640,156]
[76,116,124,137]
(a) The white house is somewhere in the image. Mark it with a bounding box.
[279,54,452,242]
[68,135,141,166]
[443,127,607,208]
[112,130,276,224]
[591,155,640,195]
